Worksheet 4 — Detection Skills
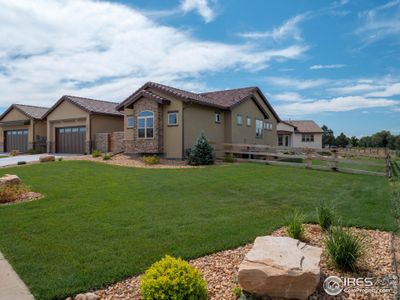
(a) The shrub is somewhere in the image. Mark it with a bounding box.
[10,150,19,156]
[325,226,364,271]
[140,255,208,300]
[92,149,102,158]
[286,210,304,240]
[17,161,26,165]
[187,134,214,166]
[58,157,63,162]
[143,155,160,165]
[103,154,111,161]
[316,200,335,230]
[0,185,29,204]
[223,153,236,163]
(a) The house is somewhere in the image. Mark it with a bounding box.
[0,104,48,153]
[277,120,323,149]
[43,95,123,154]
[116,82,281,159]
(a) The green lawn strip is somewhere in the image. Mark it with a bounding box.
[0,155,8,158]
[0,161,395,299]
[313,159,386,173]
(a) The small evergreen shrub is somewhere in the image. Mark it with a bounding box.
[316,200,335,230]
[0,185,29,204]
[140,255,208,300]
[58,157,63,161]
[286,210,304,240]
[103,154,111,161]
[17,161,26,165]
[143,155,160,165]
[223,153,236,163]
[187,134,214,166]
[325,226,364,271]
[92,149,102,158]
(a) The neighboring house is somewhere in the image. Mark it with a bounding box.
[277,120,323,149]
[0,104,48,153]
[116,82,281,159]
[43,95,123,154]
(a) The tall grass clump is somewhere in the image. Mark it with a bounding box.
[325,226,364,271]
[316,200,335,230]
[286,210,305,240]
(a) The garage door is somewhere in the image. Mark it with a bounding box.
[5,129,28,153]
[56,127,86,154]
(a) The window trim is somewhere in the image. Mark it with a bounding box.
[127,116,134,128]
[137,110,154,139]
[167,111,179,126]
[236,114,243,125]
[215,112,221,124]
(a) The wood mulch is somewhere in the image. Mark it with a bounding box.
[91,225,399,300]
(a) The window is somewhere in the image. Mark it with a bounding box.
[168,112,178,126]
[138,110,154,138]
[278,136,283,146]
[256,119,263,137]
[127,116,134,128]
[236,114,242,125]
[246,117,251,126]
[215,112,221,123]
[302,134,314,142]
[264,122,273,130]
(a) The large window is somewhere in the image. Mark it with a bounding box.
[278,136,283,146]
[302,134,314,142]
[256,119,263,137]
[168,112,178,126]
[138,110,154,138]
[127,116,134,128]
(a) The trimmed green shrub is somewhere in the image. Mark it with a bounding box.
[316,200,335,230]
[103,154,111,161]
[143,155,160,165]
[58,157,63,162]
[140,255,208,300]
[325,226,364,271]
[17,161,26,165]
[187,134,214,166]
[286,210,304,240]
[92,149,102,158]
[223,153,236,163]
[10,150,19,157]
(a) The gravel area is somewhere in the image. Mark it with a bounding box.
[65,154,197,169]
[92,225,398,300]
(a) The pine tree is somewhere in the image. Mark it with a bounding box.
[187,133,214,165]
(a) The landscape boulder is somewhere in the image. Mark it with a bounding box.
[238,236,322,299]
[0,174,21,186]
[39,155,55,163]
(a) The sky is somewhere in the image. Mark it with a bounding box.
[0,0,399,137]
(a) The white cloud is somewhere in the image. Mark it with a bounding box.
[273,92,304,102]
[366,82,400,97]
[180,0,215,23]
[0,0,308,108]
[266,76,329,90]
[238,14,306,41]
[310,64,346,70]
[276,96,397,115]
[328,83,384,94]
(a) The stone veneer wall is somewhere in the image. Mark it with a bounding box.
[110,132,124,153]
[95,132,124,153]
[95,133,109,153]
[124,98,163,154]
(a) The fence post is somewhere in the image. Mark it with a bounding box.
[330,149,339,171]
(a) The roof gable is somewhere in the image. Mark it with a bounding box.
[285,120,323,133]
[0,104,48,121]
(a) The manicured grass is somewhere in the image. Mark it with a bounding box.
[0,155,7,158]
[0,161,395,299]
[313,158,386,173]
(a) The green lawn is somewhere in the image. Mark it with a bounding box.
[0,155,7,158]
[313,158,386,173]
[0,161,395,299]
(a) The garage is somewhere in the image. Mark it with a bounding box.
[4,129,29,152]
[56,127,86,154]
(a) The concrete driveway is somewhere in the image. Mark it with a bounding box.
[0,153,76,167]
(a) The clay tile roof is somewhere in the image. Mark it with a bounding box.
[285,120,323,133]
[200,86,258,107]
[0,104,49,120]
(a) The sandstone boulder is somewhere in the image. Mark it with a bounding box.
[39,155,55,163]
[0,174,21,186]
[238,236,322,299]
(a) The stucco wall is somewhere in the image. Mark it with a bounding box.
[292,133,323,149]
[162,98,183,159]
[90,115,123,140]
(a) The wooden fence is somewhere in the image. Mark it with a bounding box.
[211,142,391,177]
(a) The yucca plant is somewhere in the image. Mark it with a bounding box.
[286,209,305,240]
[316,200,335,230]
[325,226,364,271]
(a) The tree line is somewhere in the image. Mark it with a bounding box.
[321,125,400,150]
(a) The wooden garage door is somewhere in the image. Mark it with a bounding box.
[5,129,28,153]
[56,127,86,154]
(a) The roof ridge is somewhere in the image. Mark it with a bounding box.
[200,86,258,94]
[147,81,212,99]
[64,95,119,105]
[14,104,49,109]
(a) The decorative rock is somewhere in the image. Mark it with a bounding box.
[85,293,99,300]
[39,155,55,163]
[0,174,21,186]
[238,236,322,300]
[74,294,87,300]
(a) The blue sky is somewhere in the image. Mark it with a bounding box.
[0,0,399,136]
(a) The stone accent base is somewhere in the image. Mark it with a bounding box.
[95,132,124,153]
[95,133,108,153]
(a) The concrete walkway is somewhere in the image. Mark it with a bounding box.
[0,153,77,167]
[0,252,34,300]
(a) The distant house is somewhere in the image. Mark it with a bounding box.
[277,120,323,149]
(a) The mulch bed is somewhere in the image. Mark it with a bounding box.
[92,225,399,300]
[0,191,43,206]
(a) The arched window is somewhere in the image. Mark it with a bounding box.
[138,110,154,138]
